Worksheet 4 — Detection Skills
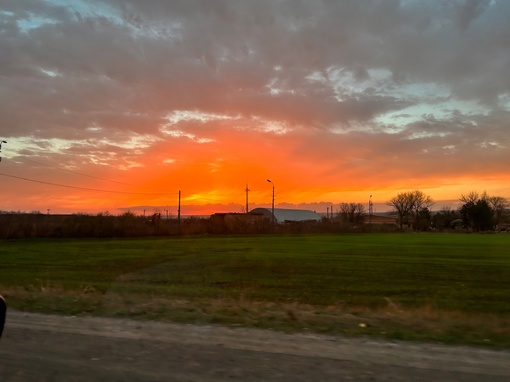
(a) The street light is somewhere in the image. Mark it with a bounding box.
[267,179,275,225]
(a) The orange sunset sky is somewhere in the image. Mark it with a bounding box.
[1,0,510,215]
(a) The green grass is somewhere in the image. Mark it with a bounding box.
[1,233,510,347]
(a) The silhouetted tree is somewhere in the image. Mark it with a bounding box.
[487,196,509,226]
[338,203,365,225]
[410,190,434,228]
[459,191,484,205]
[432,206,460,230]
[458,192,508,231]
[387,190,433,229]
[387,192,414,229]
[460,199,494,231]
[415,207,432,231]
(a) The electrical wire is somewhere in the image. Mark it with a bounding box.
[0,172,178,196]
[22,157,135,186]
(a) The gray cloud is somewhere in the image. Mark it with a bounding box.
[1,0,510,211]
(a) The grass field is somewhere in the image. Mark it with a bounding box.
[1,233,510,347]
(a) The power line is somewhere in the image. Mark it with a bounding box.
[22,157,135,186]
[0,172,178,196]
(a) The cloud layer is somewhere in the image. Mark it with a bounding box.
[1,0,509,213]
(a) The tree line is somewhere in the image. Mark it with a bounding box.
[0,190,507,238]
[386,190,509,231]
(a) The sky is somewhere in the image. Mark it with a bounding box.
[1,0,509,215]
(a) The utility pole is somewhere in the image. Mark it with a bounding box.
[177,190,182,235]
[178,190,181,223]
[245,184,250,213]
[267,179,275,225]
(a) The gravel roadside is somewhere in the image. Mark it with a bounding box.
[1,311,509,381]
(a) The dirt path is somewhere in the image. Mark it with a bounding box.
[1,311,510,381]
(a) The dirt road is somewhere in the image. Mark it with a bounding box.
[1,311,509,381]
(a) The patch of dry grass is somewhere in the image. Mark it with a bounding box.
[96,290,510,348]
[4,283,510,347]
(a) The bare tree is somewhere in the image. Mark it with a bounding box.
[460,190,488,204]
[459,192,508,230]
[338,203,365,225]
[387,192,415,229]
[410,190,434,226]
[387,190,433,229]
[487,196,509,226]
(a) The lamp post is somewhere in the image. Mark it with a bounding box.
[267,179,275,225]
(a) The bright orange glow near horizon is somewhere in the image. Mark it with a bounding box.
[2,128,509,215]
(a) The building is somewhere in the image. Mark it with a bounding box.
[249,208,321,224]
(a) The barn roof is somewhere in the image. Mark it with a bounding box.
[249,208,321,224]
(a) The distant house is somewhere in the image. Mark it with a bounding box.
[249,208,321,224]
